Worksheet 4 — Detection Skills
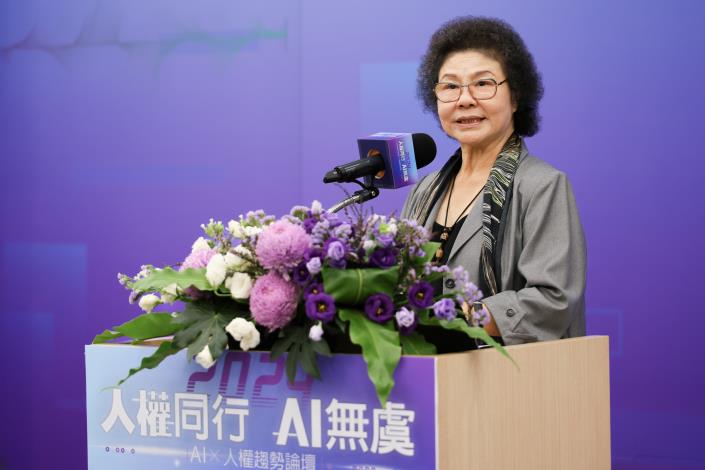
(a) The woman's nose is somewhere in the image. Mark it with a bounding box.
[457,85,476,106]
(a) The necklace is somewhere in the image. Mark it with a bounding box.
[435,175,484,260]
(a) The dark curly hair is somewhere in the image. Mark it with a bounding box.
[417,16,544,137]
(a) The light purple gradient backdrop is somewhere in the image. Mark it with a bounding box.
[1,1,704,469]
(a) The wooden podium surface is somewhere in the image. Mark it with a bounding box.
[436,336,611,470]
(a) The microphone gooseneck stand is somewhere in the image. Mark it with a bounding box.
[328,179,379,213]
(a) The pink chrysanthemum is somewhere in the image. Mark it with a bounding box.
[180,248,217,270]
[249,272,299,331]
[256,220,311,270]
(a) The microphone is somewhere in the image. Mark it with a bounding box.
[323,133,436,189]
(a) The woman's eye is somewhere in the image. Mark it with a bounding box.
[442,83,460,90]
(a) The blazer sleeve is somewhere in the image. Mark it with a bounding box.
[481,170,586,345]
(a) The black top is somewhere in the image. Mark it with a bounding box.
[415,216,480,353]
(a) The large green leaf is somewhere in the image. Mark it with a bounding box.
[171,303,236,362]
[133,267,211,292]
[93,313,181,344]
[338,308,401,406]
[400,332,437,355]
[418,310,515,366]
[322,267,399,305]
[117,341,184,386]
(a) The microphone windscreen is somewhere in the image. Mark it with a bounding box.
[411,133,437,169]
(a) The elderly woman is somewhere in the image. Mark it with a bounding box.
[402,17,586,349]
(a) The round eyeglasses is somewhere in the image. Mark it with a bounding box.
[434,78,508,103]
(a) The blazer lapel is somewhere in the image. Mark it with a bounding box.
[447,198,483,263]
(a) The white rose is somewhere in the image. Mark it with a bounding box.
[363,240,376,251]
[227,220,245,238]
[191,236,211,253]
[239,328,260,351]
[225,318,260,351]
[227,273,253,299]
[195,345,215,369]
[225,317,256,340]
[138,294,161,313]
[161,283,180,304]
[224,251,249,271]
[206,254,227,288]
[309,324,324,342]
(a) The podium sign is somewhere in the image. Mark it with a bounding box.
[86,345,437,470]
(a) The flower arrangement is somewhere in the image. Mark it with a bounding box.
[95,202,507,405]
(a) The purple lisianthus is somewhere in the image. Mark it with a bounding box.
[255,220,311,270]
[305,282,324,298]
[395,307,419,335]
[305,257,322,275]
[377,233,395,248]
[305,293,336,323]
[323,238,348,269]
[408,281,434,309]
[364,293,394,323]
[304,246,323,262]
[292,261,312,286]
[432,298,457,321]
[369,246,398,268]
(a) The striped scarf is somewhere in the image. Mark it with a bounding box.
[479,133,521,296]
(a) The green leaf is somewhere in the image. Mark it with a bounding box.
[133,267,211,292]
[311,337,332,356]
[418,310,516,367]
[298,342,321,379]
[285,344,300,384]
[414,242,440,266]
[322,267,399,305]
[92,313,181,344]
[170,303,235,362]
[400,332,437,355]
[338,308,401,406]
[270,334,297,360]
[117,341,184,386]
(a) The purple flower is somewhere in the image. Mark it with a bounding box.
[369,246,398,268]
[305,257,322,275]
[304,247,323,262]
[408,281,434,309]
[364,293,394,323]
[472,304,489,326]
[324,238,348,269]
[396,307,419,336]
[395,307,415,328]
[305,293,336,323]
[303,216,318,234]
[292,261,312,286]
[377,233,395,247]
[249,272,299,331]
[305,282,324,298]
[255,220,311,270]
[432,298,457,321]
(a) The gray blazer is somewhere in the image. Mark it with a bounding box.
[401,143,586,345]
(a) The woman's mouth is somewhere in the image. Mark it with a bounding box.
[456,117,484,124]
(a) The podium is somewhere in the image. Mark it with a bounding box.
[85,335,610,469]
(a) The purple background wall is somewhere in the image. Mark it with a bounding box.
[1,1,704,469]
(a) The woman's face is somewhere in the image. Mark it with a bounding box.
[436,49,516,150]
